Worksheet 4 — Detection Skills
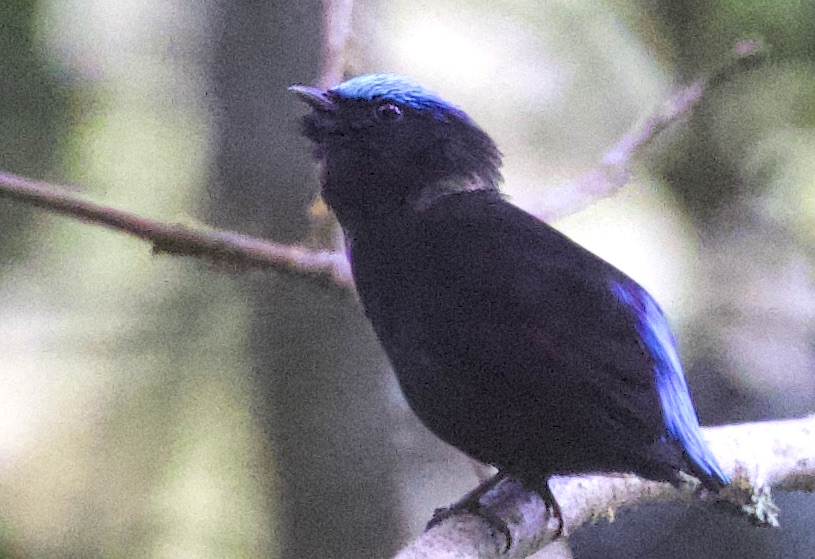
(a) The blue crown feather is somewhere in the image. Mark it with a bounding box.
[330,74,470,122]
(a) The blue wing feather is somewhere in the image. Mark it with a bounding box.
[611,280,729,485]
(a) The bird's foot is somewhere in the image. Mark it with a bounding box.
[427,501,512,552]
[426,472,512,552]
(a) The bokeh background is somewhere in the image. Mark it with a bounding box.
[1,1,815,558]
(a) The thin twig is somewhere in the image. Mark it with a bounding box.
[537,39,765,222]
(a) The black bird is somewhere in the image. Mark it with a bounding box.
[290,74,729,534]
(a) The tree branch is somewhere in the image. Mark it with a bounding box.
[394,417,814,559]
[0,170,353,285]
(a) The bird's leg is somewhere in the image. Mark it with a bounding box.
[442,471,508,512]
[536,479,564,536]
[427,471,511,550]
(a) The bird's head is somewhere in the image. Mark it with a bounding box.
[290,74,502,228]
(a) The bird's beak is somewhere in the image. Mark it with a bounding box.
[288,85,336,111]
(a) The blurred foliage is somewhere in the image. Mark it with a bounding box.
[0,1,275,558]
[0,0,70,263]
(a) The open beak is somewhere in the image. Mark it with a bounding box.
[288,85,336,111]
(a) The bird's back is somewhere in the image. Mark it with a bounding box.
[349,189,726,489]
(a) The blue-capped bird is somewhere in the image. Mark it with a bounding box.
[290,73,729,535]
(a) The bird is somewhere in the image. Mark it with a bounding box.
[289,73,729,538]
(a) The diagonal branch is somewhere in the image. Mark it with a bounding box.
[537,39,765,222]
[0,170,352,286]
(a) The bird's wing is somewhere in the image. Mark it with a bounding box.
[610,280,729,484]
[413,194,723,480]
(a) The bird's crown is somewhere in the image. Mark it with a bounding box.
[330,74,470,122]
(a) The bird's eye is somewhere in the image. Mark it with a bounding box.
[375,102,403,122]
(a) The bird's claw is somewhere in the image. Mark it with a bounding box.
[426,502,512,553]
